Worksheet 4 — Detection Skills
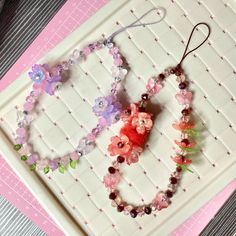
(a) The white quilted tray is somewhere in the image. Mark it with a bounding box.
[0,0,236,235]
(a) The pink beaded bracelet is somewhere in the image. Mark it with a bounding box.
[103,23,211,217]
[13,7,166,174]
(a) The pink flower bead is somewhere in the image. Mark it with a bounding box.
[70,151,79,161]
[146,77,162,94]
[15,136,26,144]
[108,135,131,156]
[131,112,153,134]
[175,91,192,105]
[23,102,34,111]
[103,171,121,190]
[152,191,169,210]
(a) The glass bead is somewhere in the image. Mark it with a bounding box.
[165,190,173,198]
[108,166,116,174]
[62,61,69,70]
[21,155,27,161]
[14,144,22,151]
[144,206,152,215]
[109,192,117,200]
[117,156,125,163]
[72,49,80,59]
[117,205,124,212]
[130,209,137,218]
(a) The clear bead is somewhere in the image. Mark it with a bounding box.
[72,49,80,59]
[111,201,117,207]
[62,61,69,70]
[68,58,75,66]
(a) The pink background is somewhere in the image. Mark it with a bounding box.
[0,0,235,235]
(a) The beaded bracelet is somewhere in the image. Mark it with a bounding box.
[13,7,166,174]
[104,23,211,217]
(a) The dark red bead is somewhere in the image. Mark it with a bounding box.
[181,139,190,145]
[117,142,124,148]
[144,206,152,215]
[108,167,116,174]
[181,108,190,116]
[125,108,131,115]
[138,106,146,112]
[176,166,182,172]
[117,205,124,212]
[141,93,149,101]
[158,73,165,80]
[117,155,125,163]
[130,209,137,218]
[170,177,178,184]
[179,82,187,89]
[175,64,182,76]
[109,192,117,200]
[170,68,175,74]
[166,190,173,198]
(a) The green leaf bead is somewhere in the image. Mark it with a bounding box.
[183,129,198,136]
[180,147,194,152]
[70,160,77,169]
[59,164,65,174]
[21,155,27,161]
[14,144,22,151]
[30,164,36,171]
[44,166,50,174]
[177,164,194,173]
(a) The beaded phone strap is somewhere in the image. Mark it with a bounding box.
[13,7,166,174]
[104,23,211,217]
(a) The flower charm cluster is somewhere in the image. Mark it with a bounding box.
[29,64,62,96]
[93,95,122,127]
[108,103,153,165]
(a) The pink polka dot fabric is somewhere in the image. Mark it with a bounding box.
[0,0,234,235]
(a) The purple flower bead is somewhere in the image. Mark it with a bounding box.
[92,95,122,127]
[29,64,62,96]
[28,64,49,84]
[26,153,39,165]
[49,160,59,171]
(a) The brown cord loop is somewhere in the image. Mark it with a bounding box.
[177,22,211,69]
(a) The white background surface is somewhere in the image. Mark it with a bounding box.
[0,0,236,235]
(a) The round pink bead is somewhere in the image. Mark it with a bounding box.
[87,133,96,142]
[16,127,26,137]
[114,58,123,66]
[70,151,79,161]
[23,102,34,111]
[83,46,91,56]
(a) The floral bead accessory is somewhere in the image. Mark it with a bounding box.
[13,7,167,174]
[104,23,210,217]
[13,40,127,174]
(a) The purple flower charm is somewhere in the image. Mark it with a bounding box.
[29,64,62,96]
[28,64,49,84]
[92,95,122,126]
